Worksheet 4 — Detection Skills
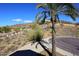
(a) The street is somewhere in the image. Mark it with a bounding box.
[46,36,79,55]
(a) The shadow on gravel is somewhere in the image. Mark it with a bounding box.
[9,50,45,56]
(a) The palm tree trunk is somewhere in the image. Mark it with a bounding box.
[38,42,52,56]
[51,23,56,56]
[51,17,56,56]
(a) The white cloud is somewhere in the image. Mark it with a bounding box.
[12,19,22,22]
[12,18,33,23]
[23,20,33,23]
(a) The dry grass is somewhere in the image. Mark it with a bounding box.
[0,30,34,55]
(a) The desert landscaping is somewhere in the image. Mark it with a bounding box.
[0,22,79,56]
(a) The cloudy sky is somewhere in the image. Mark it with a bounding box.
[0,3,79,26]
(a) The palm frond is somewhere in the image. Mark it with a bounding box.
[35,11,48,24]
[35,12,43,23]
[64,8,79,21]
[47,3,53,9]
[37,3,47,9]
[55,14,63,26]
[64,3,76,10]
[61,7,79,21]
[41,13,47,24]
[65,14,76,21]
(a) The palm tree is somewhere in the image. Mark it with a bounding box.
[31,23,52,56]
[36,3,79,56]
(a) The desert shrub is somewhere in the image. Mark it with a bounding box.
[14,27,21,32]
[0,26,11,33]
[27,23,44,42]
[0,27,3,33]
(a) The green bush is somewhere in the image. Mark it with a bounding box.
[0,26,11,33]
[27,23,44,42]
[0,27,3,33]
